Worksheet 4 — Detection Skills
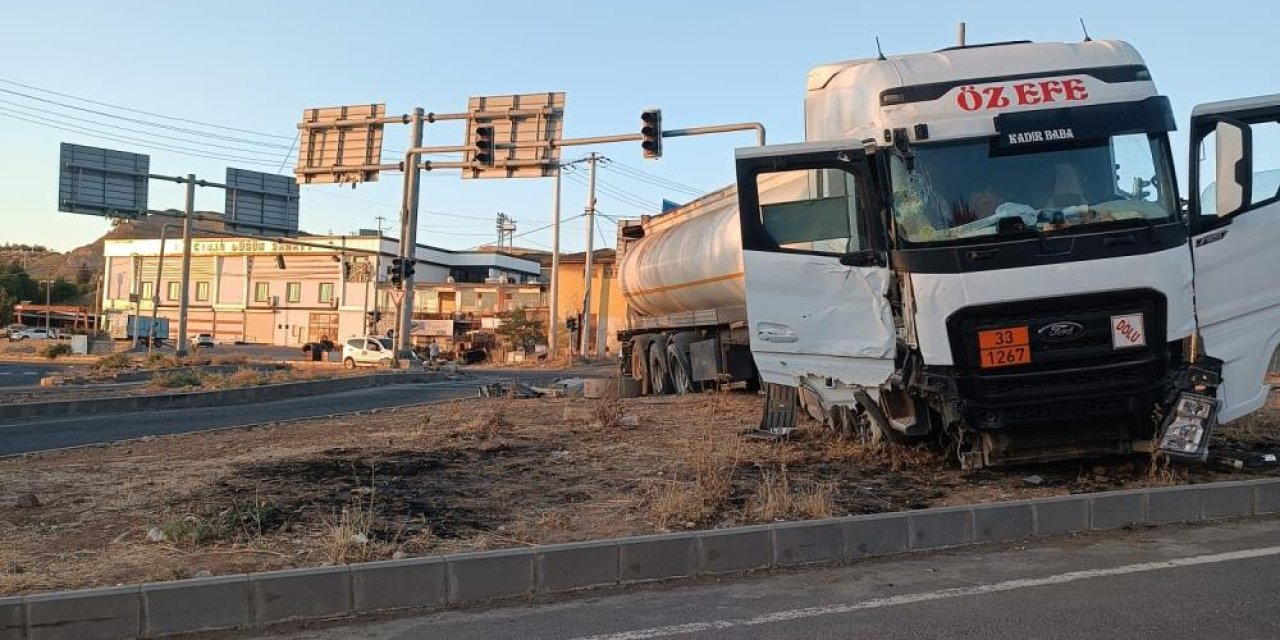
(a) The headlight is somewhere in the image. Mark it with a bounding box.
[1158,392,1218,461]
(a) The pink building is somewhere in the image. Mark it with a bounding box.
[101,232,540,346]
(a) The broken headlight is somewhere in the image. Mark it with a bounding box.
[1157,392,1218,461]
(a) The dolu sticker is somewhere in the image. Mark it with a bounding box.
[1111,314,1145,349]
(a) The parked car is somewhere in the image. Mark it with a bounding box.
[1,324,26,339]
[11,327,53,341]
[190,333,215,349]
[342,336,394,368]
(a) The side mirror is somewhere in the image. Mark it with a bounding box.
[839,250,879,267]
[1214,120,1253,217]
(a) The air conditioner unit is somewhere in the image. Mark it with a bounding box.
[271,295,280,307]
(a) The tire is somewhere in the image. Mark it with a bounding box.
[648,342,672,395]
[379,357,393,368]
[343,357,356,369]
[667,344,694,395]
[630,341,651,396]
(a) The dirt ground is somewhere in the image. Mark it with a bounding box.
[2,392,1278,596]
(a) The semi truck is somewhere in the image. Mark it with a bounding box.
[617,37,1280,468]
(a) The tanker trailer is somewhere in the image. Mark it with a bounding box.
[617,171,806,395]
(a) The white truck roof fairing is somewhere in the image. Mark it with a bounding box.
[806,40,1159,144]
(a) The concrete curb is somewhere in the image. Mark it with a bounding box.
[3,477,1277,639]
[0,372,447,423]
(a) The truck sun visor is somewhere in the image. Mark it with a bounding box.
[993,96,1175,149]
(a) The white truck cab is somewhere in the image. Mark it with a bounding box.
[733,39,1280,466]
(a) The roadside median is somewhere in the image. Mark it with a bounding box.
[2,478,1277,639]
[0,371,449,422]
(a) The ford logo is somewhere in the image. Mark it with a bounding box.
[1037,321,1086,342]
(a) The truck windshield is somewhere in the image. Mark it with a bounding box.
[890,133,1178,245]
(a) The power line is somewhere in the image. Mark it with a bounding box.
[0,77,293,140]
[0,85,292,149]
[608,160,708,194]
[461,213,586,251]
[0,110,279,167]
[563,170,652,211]
[276,132,300,174]
[0,100,287,159]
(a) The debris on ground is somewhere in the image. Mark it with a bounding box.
[1023,475,1044,486]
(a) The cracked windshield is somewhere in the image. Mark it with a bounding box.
[892,133,1177,243]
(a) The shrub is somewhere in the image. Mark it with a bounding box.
[40,343,73,359]
[153,369,204,388]
[94,352,134,371]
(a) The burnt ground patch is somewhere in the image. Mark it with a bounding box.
[214,443,596,542]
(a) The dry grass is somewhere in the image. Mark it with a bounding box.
[748,465,836,521]
[3,393,1278,595]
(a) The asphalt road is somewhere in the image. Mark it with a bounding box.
[245,518,1280,640]
[0,361,72,388]
[0,380,479,456]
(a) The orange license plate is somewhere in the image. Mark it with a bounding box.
[978,326,1031,369]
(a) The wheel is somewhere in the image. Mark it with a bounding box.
[343,357,356,369]
[630,341,651,395]
[379,357,394,368]
[648,342,672,395]
[667,344,694,395]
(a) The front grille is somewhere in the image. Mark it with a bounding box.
[947,289,1169,412]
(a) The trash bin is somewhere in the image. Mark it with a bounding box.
[311,344,323,362]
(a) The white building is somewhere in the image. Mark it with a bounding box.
[101,231,540,346]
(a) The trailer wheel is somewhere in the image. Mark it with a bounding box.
[667,344,694,395]
[630,335,654,396]
[648,342,673,395]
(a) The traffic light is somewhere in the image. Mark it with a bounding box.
[402,259,415,280]
[388,259,403,287]
[473,124,495,167]
[640,109,662,159]
[566,316,578,332]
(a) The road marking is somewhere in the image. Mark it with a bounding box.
[566,546,1280,640]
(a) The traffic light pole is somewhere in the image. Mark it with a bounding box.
[174,175,196,357]
[548,165,563,356]
[396,108,425,360]
[579,153,600,358]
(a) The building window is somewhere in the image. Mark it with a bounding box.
[255,282,270,303]
[195,281,210,302]
[167,281,180,301]
[140,281,153,302]
[286,282,301,303]
[318,282,334,304]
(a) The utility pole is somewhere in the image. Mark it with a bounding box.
[548,165,562,356]
[579,153,601,357]
[175,176,196,357]
[148,224,177,356]
[396,108,425,360]
[43,278,51,331]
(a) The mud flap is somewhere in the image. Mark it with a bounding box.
[755,382,798,436]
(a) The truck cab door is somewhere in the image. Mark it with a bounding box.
[735,143,895,390]
[1188,94,1280,422]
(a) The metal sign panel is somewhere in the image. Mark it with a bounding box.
[57,143,149,218]
[463,92,565,179]
[225,167,300,232]
[295,104,386,185]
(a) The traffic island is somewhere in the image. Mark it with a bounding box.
[1,478,1277,639]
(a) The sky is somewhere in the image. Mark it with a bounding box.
[1,0,1276,253]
